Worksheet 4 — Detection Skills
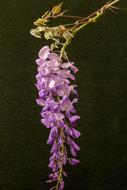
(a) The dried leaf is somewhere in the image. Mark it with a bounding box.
[30,29,41,38]
[42,10,50,19]
[34,18,49,26]
[52,2,63,15]
[52,10,68,18]
[43,11,52,19]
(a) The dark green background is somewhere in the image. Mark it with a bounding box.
[0,0,127,189]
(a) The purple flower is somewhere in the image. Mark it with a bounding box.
[59,180,64,190]
[71,128,81,138]
[38,45,50,60]
[70,146,77,157]
[47,127,58,144]
[69,115,80,125]
[68,158,80,166]
[64,125,73,136]
[35,45,81,190]
[61,62,78,73]
[50,143,58,154]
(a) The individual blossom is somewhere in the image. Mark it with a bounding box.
[35,45,81,190]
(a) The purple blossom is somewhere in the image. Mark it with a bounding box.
[68,158,80,166]
[35,45,81,189]
[59,181,64,190]
[38,45,50,60]
[71,128,81,138]
[69,115,80,125]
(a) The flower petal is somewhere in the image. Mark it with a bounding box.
[71,128,81,138]
[69,115,80,124]
[68,158,80,166]
[38,46,50,60]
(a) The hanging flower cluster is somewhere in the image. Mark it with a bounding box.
[31,1,119,189]
[35,45,81,189]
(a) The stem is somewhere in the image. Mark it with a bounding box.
[54,97,65,190]
[59,11,103,60]
[74,0,119,34]
[73,12,103,35]
[59,38,72,61]
[106,0,119,8]
[55,128,65,190]
[59,0,119,59]
[63,23,76,27]
[61,14,85,19]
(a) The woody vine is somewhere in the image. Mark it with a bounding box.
[30,1,120,190]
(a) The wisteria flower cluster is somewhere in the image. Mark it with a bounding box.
[30,1,119,189]
[35,45,81,189]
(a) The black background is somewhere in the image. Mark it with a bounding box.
[0,0,127,190]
